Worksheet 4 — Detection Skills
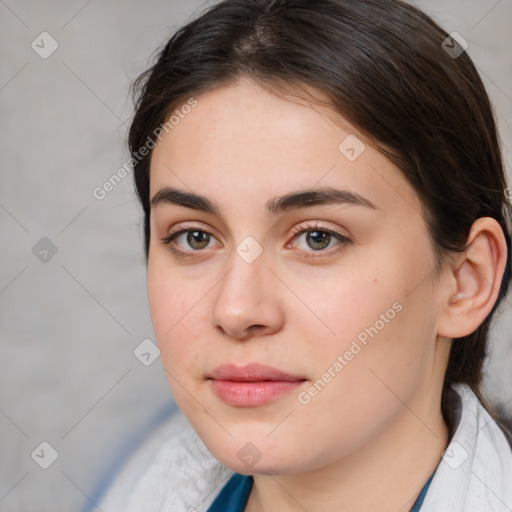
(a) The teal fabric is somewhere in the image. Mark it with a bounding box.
[207,470,435,511]
[410,471,435,512]
[207,473,253,512]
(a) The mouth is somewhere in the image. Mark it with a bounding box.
[207,363,307,407]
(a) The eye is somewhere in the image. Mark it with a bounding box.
[160,227,219,259]
[160,221,352,261]
[287,221,351,259]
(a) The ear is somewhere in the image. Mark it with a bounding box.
[438,217,508,338]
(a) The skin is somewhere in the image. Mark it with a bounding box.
[147,77,507,511]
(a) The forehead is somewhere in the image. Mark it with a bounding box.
[149,79,423,219]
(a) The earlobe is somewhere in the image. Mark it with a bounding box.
[438,217,508,338]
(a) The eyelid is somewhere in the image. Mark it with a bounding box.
[160,222,221,254]
[289,220,350,239]
[161,222,217,242]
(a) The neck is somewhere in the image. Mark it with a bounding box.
[245,390,449,512]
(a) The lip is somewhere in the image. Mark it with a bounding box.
[209,363,304,382]
[208,363,307,407]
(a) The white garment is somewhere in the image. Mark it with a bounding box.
[97,383,512,512]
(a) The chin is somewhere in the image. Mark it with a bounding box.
[202,434,315,476]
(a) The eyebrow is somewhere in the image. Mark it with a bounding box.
[150,186,378,216]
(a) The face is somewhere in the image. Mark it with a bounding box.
[147,78,448,475]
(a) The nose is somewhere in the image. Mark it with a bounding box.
[210,246,285,340]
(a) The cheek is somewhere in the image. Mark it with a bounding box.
[147,265,207,376]
[296,247,435,404]
[293,299,432,460]
[294,258,401,355]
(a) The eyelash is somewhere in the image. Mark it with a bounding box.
[160,221,352,261]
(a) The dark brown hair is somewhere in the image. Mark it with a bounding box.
[128,0,512,435]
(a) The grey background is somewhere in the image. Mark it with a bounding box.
[0,1,511,511]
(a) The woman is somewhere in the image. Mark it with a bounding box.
[98,0,512,510]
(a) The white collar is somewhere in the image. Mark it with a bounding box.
[422,383,512,511]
